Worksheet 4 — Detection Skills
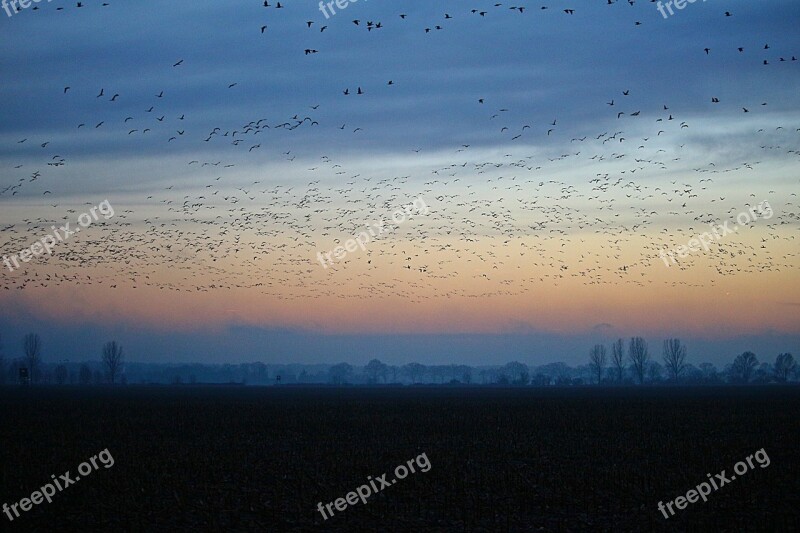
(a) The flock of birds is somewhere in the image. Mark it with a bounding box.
[0,1,798,302]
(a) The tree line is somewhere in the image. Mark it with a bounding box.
[587,337,795,385]
[0,333,124,385]
[0,332,794,386]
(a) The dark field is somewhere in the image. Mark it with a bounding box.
[0,386,798,532]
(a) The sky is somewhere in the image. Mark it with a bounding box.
[0,0,798,366]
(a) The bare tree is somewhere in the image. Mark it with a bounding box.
[611,338,625,382]
[328,362,353,385]
[402,362,426,383]
[774,353,795,382]
[589,344,607,384]
[699,362,718,381]
[102,341,124,384]
[364,359,388,383]
[662,338,687,381]
[730,351,758,383]
[503,361,529,385]
[23,333,42,384]
[628,337,649,385]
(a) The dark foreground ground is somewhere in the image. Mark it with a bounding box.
[0,386,798,532]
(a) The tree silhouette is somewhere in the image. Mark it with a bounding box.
[774,353,795,382]
[23,333,42,384]
[503,361,529,385]
[589,344,607,384]
[628,337,649,385]
[328,362,353,385]
[102,341,124,384]
[698,362,719,382]
[430,365,445,383]
[662,338,687,381]
[402,362,426,383]
[611,338,625,382]
[364,359,388,383]
[730,351,758,383]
